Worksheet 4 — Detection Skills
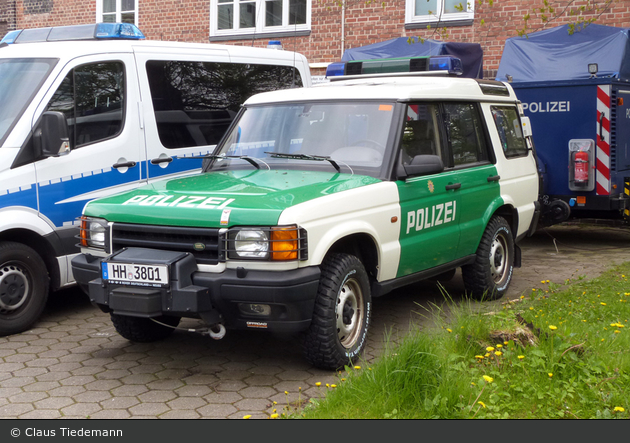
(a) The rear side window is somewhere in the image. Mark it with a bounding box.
[443,103,489,167]
[491,106,528,158]
[146,61,303,149]
[46,62,125,149]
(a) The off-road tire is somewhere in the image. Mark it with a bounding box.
[0,242,49,336]
[462,216,514,301]
[302,253,371,370]
[111,314,180,342]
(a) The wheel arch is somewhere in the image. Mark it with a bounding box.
[324,233,380,284]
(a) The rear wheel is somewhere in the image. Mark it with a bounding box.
[0,242,49,336]
[303,253,371,370]
[462,216,514,301]
[111,314,180,342]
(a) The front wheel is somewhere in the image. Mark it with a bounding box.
[302,253,371,370]
[0,242,50,336]
[462,216,514,301]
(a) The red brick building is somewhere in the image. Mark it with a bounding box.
[9,0,630,78]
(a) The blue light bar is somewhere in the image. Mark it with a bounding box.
[428,56,463,75]
[325,55,463,78]
[1,23,145,45]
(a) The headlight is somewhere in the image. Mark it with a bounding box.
[79,217,109,249]
[234,229,269,258]
[227,225,307,261]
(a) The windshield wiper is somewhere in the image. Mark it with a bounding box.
[264,152,341,173]
[190,154,263,171]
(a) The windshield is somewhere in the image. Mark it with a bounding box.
[206,101,397,178]
[0,58,58,147]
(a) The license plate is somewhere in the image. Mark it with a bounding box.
[102,262,169,287]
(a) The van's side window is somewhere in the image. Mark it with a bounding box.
[491,106,528,158]
[146,61,303,149]
[443,103,488,166]
[46,62,125,149]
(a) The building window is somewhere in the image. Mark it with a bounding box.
[405,0,474,26]
[211,0,310,37]
[96,0,137,25]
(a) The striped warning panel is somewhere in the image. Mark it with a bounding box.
[596,85,611,195]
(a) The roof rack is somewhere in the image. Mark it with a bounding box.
[326,56,463,80]
[1,23,145,45]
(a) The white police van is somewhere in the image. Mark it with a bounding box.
[72,56,540,370]
[0,23,310,335]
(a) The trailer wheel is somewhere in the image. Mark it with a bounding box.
[111,314,180,342]
[462,216,514,301]
[302,253,371,370]
[0,242,50,336]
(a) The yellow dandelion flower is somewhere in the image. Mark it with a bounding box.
[504,341,509,345]
[520,295,525,299]
[495,351,502,356]
[471,382,476,386]
[496,344,503,348]
[315,382,321,387]
[446,328,452,333]
[518,355,525,360]
[486,346,495,352]
[541,280,546,284]
[284,391,288,395]
[354,366,361,370]
[482,375,494,383]
[341,378,346,381]
[331,384,337,388]
[614,407,625,412]
[601,302,607,306]
[529,307,534,310]
[548,373,553,377]
[485,353,490,357]
[478,401,486,408]
[243,415,252,419]
[270,413,279,419]
[326,384,330,388]
[549,325,558,330]
[614,330,621,334]
[475,355,484,359]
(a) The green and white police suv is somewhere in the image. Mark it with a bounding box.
[72,56,540,370]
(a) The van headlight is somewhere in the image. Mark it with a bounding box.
[79,216,109,250]
[227,226,307,261]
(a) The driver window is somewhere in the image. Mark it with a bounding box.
[401,104,443,164]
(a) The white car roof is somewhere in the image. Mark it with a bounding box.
[0,38,308,67]
[245,75,519,104]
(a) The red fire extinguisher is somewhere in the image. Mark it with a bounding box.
[574,151,589,185]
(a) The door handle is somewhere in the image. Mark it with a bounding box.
[487,175,501,182]
[445,183,461,190]
[113,161,137,169]
[150,157,174,165]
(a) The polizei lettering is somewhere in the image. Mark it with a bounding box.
[522,101,570,113]
[406,200,456,234]
[122,195,235,209]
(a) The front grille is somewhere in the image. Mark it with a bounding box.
[111,223,223,265]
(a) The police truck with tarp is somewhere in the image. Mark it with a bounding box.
[0,23,310,336]
[72,56,540,370]
[496,24,630,225]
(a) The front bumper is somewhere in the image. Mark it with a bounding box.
[71,248,321,333]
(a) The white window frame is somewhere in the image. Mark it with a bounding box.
[96,0,138,26]
[210,0,311,37]
[405,0,474,26]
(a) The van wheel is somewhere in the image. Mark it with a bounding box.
[111,314,180,342]
[0,242,49,336]
[303,253,371,370]
[462,216,514,301]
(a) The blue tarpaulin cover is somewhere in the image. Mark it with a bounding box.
[341,37,484,79]
[496,24,630,82]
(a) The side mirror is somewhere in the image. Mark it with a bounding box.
[34,111,70,158]
[400,154,444,178]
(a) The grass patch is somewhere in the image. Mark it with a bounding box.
[288,263,630,419]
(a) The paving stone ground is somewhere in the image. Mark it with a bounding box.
[2,223,630,419]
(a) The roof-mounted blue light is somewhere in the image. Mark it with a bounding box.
[325,55,463,78]
[1,23,145,45]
